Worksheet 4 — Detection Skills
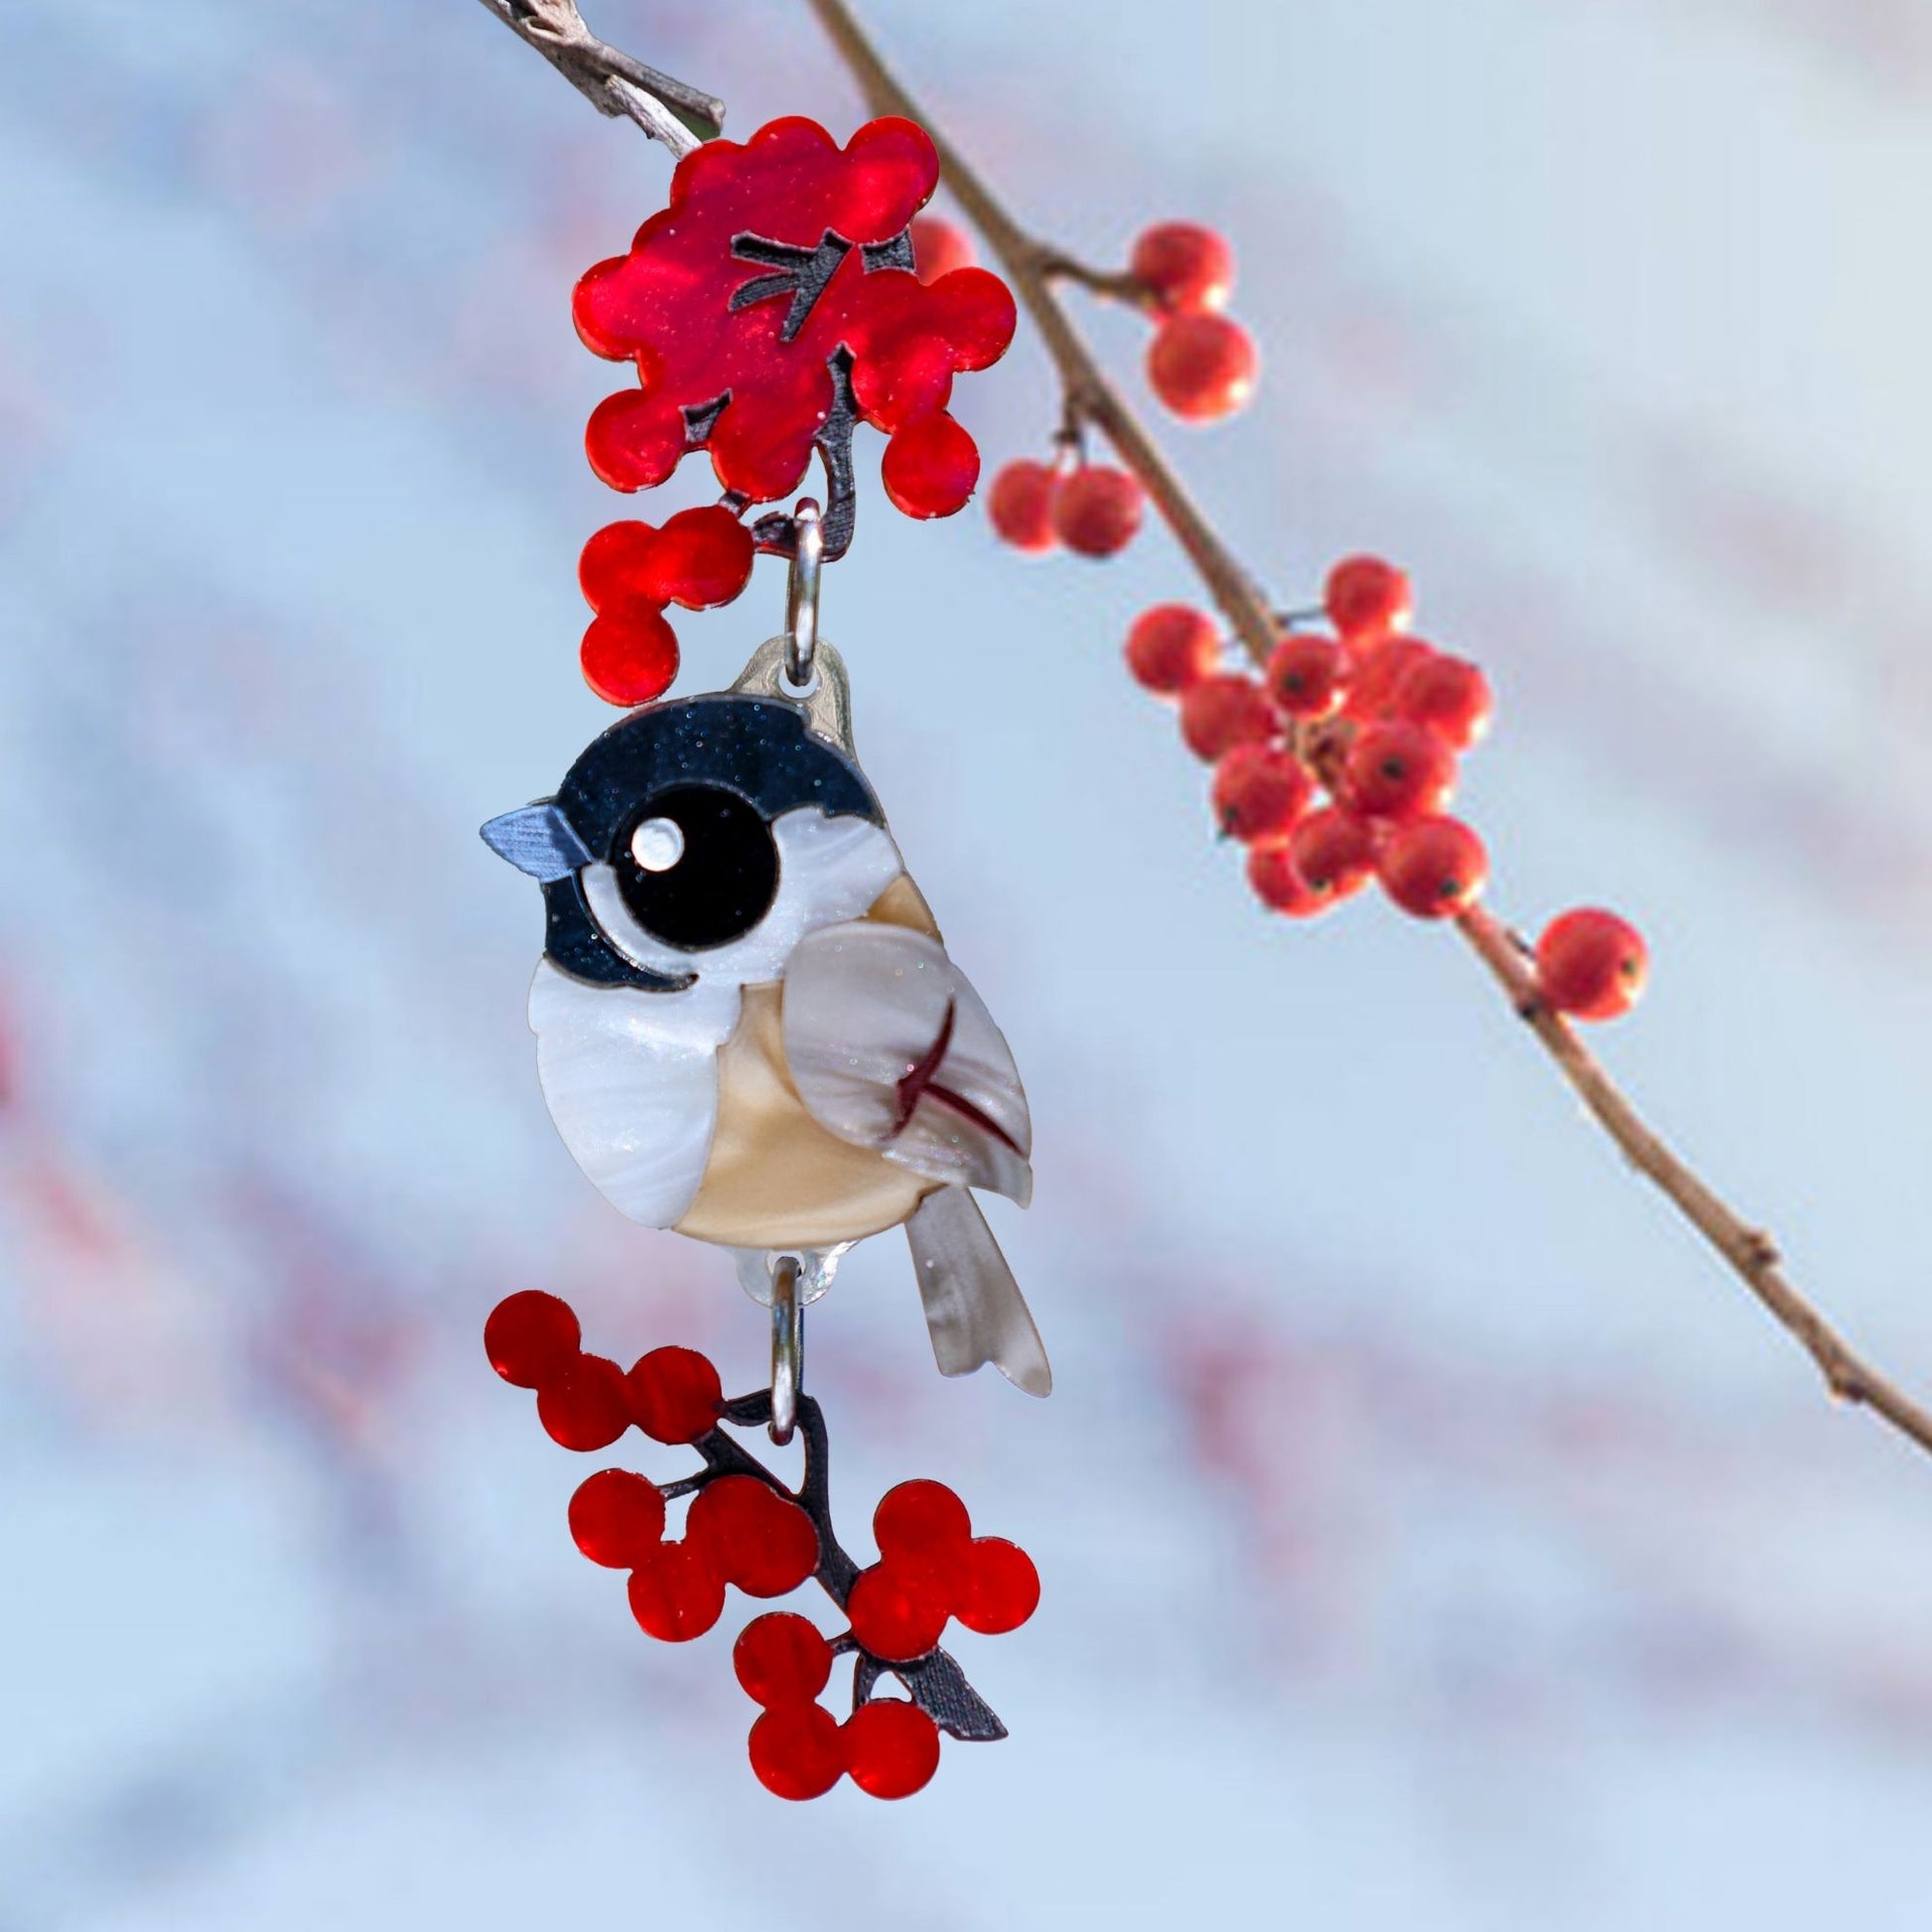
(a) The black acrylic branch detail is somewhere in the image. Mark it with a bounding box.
[717,226,918,569]
[673,1389,1008,1740]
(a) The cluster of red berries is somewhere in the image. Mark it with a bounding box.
[572,117,1019,708]
[844,1478,1039,1662]
[733,1477,1038,1802]
[1121,556,1649,1019]
[485,1293,1039,1801]
[736,1613,943,1800]
[577,507,757,707]
[983,220,1257,563]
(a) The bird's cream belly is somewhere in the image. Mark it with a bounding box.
[673,980,936,1248]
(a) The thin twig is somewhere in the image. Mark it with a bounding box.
[474,0,723,154]
[797,0,1932,1462]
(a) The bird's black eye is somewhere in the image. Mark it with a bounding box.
[613,783,778,950]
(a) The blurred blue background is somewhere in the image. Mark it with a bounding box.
[6,0,1932,1924]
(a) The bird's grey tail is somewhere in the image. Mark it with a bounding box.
[904,1187,1051,1397]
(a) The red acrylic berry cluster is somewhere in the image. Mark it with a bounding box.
[569,117,1018,707]
[1119,556,1649,1020]
[484,1291,1038,1799]
[986,219,1258,563]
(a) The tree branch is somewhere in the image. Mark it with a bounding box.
[797,0,1932,1463]
[473,0,724,154]
[477,0,1932,1464]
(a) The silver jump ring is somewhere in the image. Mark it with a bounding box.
[768,1254,803,1446]
[784,500,823,690]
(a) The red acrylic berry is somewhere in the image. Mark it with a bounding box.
[636,505,755,611]
[1266,631,1348,719]
[1289,807,1378,903]
[1392,651,1492,751]
[1130,221,1235,314]
[1342,719,1456,820]
[846,1561,950,1662]
[582,608,679,707]
[1211,744,1311,843]
[1246,842,1327,918]
[1535,907,1649,1021]
[687,1475,820,1597]
[1323,555,1413,643]
[910,214,975,284]
[1344,636,1434,723]
[627,1540,726,1642]
[1052,465,1145,558]
[535,1353,633,1450]
[568,1469,667,1568]
[734,1612,835,1708]
[955,1539,1040,1636]
[749,1703,846,1801]
[843,1701,941,1800]
[483,1291,581,1388]
[1378,814,1488,918]
[873,1480,973,1570]
[882,410,980,518]
[1178,674,1278,762]
[624,1346,723,1444]
[1147,313,1259,422]
[1126,604,1221,695]
[987,459,1060,552]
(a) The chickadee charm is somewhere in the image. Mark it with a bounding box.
[483,608,1049,1397]
[480,111,1040,1799]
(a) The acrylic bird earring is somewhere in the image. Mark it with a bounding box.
[479,102,1044,1800]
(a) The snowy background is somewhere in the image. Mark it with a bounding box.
[5,0,1932,1925]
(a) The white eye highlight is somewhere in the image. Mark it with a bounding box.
[629,816,685,873]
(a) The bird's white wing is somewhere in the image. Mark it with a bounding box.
[780,922,1033,1206]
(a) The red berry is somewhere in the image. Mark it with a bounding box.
[734,1612,834,1708]
[1246,842,1327,918]
[1125,604,1221,695]
[1344,637,1434,722]
[627,1541,725,1642]
[873,1480,973,1568]
[1535,907,1649,1021]
[1130,221,1235,314]
[1178,674,1278,762]
[846,1562,950,1662]
[1392,651,1492,751]
[987,459,1060,553]
[535,1354,632,1450]
[582,607,678,707]
[1052,465,1144,558]
[624,1346,722,1445]
[1342,719,1456,819]
[1378,814,1487,918]
[1211,744,1311,843]
[910,214,975,284]
[843,1701,941,1800]
[883,411,980,519]
[687,1475,820,1597]
[749,1704,845,1801]
[1147,314,1259,422]
[1323,556,1413,643]
[955,1539,1040,1635]
[483,1291,580,1388]
[635,505,755,612]
[1289,808,1378,903]
[568,1469,666,1567]
[1266,631,1348,718]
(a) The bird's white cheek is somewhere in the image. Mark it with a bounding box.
[527,962,738,1228]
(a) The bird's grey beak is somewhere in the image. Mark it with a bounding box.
[480,801,593,882]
